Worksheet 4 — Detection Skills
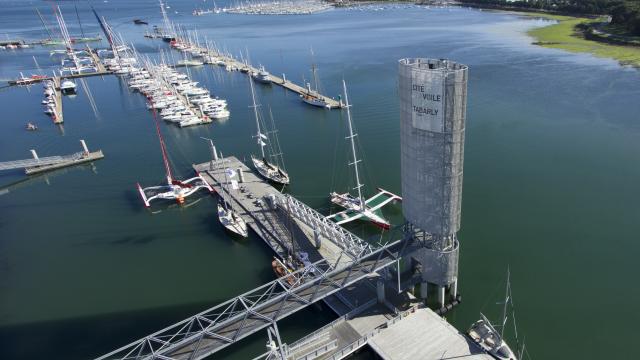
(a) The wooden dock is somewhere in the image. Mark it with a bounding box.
[87,47,108,73]
[175,88,210,124]
[0,140,105,175]
[52,77,64,124]
[8,47,111,87]
[25,150,104,175]
[179,45,343,109]
[194,156,348,266]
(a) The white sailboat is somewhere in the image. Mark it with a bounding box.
[327,81,402,229]
[248,77,290,185]
[215,151,248,238]
[467,270,519,360]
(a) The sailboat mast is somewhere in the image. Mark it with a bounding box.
[342,81,364,209]
[150,107,173,183]
[75,1,85,38]
[312,64,319,93]
[310,48,319,93]
[501,268,511,339]
[220,152,229,211]
[249,78,265,159]
[35,8,53,40]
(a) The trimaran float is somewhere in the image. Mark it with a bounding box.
[327,81,402,229]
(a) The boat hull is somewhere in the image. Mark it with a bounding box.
[301,94,328,108]
[251,156,290,185]
[217,202,248,238]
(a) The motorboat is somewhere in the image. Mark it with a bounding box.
[179,116,209,127]
[252,66,271,84]
[60,79,77,94]
[207,107,230,119]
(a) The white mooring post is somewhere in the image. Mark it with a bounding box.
[451,279,458,299]
[30,149,39,160]
[238,167,245,183]
[282,73,286,83]
[80,139,89,154]
[438,286,446,308]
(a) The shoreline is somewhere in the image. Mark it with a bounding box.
[329,1,640,68]
[448,3,640,68]
[519,12,640,68]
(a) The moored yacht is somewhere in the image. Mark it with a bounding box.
[60,79,77,94]
[252,65,271,84]
[247,77,289,185]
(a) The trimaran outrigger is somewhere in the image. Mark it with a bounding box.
[137,108,212,207]
[327,81,402,229]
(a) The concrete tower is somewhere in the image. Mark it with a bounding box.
[398,58,468,307]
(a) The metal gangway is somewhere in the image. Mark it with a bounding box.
[0,140,93,171]
[280,194,374,260]
[96,238,410,360]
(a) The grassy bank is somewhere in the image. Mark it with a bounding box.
[523,13,640,67]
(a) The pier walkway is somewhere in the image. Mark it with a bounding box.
[172,45,343,109]
[195,156,369,266]
[96,155,481,360]
[0,140,104,175]
[52,77,64,124]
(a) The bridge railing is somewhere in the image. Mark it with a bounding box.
[95,238,405,360]
[280,194,374,260]
[0,153,86,171]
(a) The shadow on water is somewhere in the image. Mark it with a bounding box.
[0,300,232,360]
[0,162,101,197]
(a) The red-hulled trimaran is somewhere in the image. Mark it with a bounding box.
[137,108,212,207]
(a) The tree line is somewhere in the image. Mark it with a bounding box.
[458,0,640,35]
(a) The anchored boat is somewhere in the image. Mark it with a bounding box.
[60,79,77,94]
[216,154,248,238]
[467,270,520,360]
[248,77,290,185]
[251,65,271,84]
[136,108,212,207]
[300,50,329,108]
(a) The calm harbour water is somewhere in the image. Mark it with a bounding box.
[1,1,639,359]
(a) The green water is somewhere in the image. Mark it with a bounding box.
[0,1,639,359]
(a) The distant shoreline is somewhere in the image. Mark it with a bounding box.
[327,0,640,68]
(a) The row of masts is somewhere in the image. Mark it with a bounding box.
[34,2,101,46]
